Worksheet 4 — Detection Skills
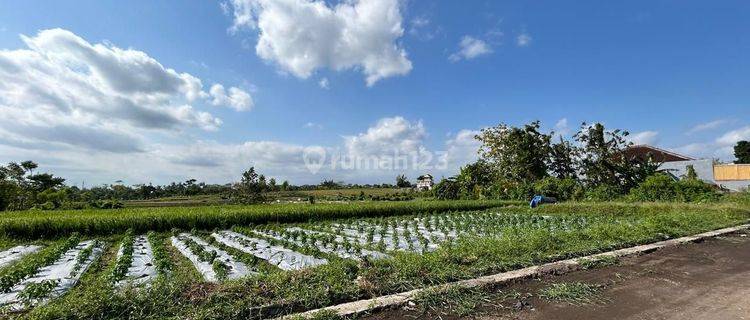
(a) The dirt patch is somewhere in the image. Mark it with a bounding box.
[362,230,750,320]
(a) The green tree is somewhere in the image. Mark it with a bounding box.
[574,123,658,192]
[433,177,460,200]
[234,167,265,204]
[395,174,411,188]
[549,137,578,179]
[735,141,750,164]
[476,121,552,182]
[456,160,495,199]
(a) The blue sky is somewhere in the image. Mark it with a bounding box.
[0,1,748,186]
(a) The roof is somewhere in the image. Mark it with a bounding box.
[417,174,433,180]
[623,144,694,163]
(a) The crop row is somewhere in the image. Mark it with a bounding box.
[0,200,519,238]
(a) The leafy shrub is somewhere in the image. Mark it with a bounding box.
[533,177,578,201]
[675,179,720,202]
[629,174,720,202]
[628,174,677,202]
[434,178,461,200]
[584,184,622,202]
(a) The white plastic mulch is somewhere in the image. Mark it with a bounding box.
[0,245,42,269]
[0,240,103,310]
[170,234,253,282]
[267,228,389,260]
[213,231,327,271]
[116,235,157,286]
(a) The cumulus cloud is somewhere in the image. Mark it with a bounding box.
[628,131,660,145]
[225,0,412,86]
[440,129,481,171]
[344,116,426,157]
[318,77,330,89]
[209,84,254,111]
[449,36,492,62]
[516,32,532,47]
[0,28,253,154]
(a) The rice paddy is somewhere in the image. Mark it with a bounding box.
[0,201,746,319]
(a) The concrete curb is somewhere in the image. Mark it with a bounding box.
[283,223,750,319]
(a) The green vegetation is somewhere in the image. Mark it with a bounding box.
[0,200,517,239]
[538,282,603,305]
[5,202,743,319]
[110,230,135,282]
[0,234,80,293]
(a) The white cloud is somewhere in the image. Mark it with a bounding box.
[687,119,729,135]
[516,32,532,47]
[716,126,750,146]
[0,29,254,154]
[408,16,439,41]
[209,84,254,111]
[344,116,426,157]
[318,77,330,89]
[554,118,570,137]
[226,0,413,86]
[628,131,660,145]
[449,36,492,62]
[441,129,481,171]
[303,122,323,129]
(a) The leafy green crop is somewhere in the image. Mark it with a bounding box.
[0,233,80,293]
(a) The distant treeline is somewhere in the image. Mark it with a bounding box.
[0,162,397,211]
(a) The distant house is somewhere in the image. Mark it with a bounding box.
[416,174,434,191]
[623,144,694,163]
[625,144,750,192]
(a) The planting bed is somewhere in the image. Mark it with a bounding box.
[0,239,103,311]
[0,246,42,269]
[0,202,746,319]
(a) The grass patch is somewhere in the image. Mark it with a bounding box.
[538,282,603,305]
[580,255,619,270]
[413,285,493,317]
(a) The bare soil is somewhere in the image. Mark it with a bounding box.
[362,229,750,320]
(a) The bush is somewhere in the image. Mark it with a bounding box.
[628,174,720,202]
[628,174,677,202]
[675,179,720,202]
[533,177,578,201]
[434,178,460,200]
[584,184,622,202]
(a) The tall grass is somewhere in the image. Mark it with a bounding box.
[0,201,522,239]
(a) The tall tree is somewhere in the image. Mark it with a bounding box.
[549,137,578,179]
[234,167,265,204]
[476,121,552,182]
[574,122,657,192]
[395,174,411,188]
[734,141,750,164]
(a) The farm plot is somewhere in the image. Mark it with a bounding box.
[170,233,253,282]
[212,231,327,271]
[112,231,157,286]
[0,237,103,311]
[4,203,749,320]
[255,211,599,255]
[0,245,42,269]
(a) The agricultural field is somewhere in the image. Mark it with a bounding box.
[0,201,747,319]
